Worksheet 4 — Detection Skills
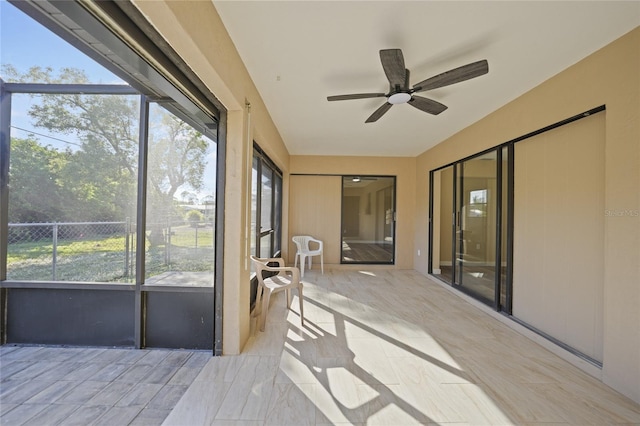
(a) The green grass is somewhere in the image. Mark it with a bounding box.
[7,227,215,282]
[7,235,128,263]
[168,225,214,248]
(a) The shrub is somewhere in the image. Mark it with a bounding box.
[186,209,204,227]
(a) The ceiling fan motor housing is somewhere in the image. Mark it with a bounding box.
[388,92,412,104]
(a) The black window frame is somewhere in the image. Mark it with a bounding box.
[340,175,397,265]
[249,143,283,309]
[252,143,283,259]
[0,0,227,354]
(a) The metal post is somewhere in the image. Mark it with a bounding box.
[52,222,58,281]
[195,222,198,249]
[135,96,150,348]
[214,109,227,356]
[0,80,10,277]
[166,217,171,265]
[124,217,130,278]
[0,79,11,345]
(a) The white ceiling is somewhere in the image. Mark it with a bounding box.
[213,1,639,157]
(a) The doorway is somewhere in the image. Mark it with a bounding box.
[431,151,504,307]
[341,176,395,264]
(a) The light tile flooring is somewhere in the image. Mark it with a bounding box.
[165,269,640,425]
[0,346,210,425]
[2,269,640,425]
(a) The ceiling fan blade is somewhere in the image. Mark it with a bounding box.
[380,49,406,89]
[365,102,392,123]
[327,93,386,101]
[408,95,448,115]
[413,60,489,92]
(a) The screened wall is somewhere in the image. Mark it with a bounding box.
[0,0,224,352]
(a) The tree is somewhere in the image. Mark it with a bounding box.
[8,137,70,223]
[185,209,204,228]
[147,110,208,214]
[4,66,211,232]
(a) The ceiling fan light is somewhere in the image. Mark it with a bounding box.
[388,92,411,104]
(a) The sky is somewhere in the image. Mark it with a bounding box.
[0,0,124,84]
[1,0,125,150]
[0,0,217,203]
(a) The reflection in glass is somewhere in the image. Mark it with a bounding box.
[7,93,140,282]
[432,166,454,284]
[250,149,282,261]
[500,146,509,311]
[144,103,215,286]
[249,148,283,308]
[341,176,395,263]
[432,152,499,306]
[274,173,282,254]
[261,166,273,232]
[250,156,258,259]
[454,151,497,305]
[260,234,272,259]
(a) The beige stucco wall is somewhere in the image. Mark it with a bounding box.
[289,175,342,265]
[415,27,640,403]
[132,0,291,355]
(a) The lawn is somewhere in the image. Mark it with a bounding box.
[7,224,215,282]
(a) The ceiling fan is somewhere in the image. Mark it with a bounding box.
[327,49,488,123]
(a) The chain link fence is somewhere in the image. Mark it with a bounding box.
[145,219,215,281]
[7,219,214,282]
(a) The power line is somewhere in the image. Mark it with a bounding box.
[10,125,83,148]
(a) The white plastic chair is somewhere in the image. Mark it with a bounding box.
[292,235,324,277]
[250,255,304,332]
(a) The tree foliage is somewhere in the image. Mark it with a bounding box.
[185,209,205,227]
[5,66,212,226]
[8,137,70,223]
[147,109,209,223]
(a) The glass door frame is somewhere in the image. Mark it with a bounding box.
[249,143,283,310]
[429,147,509,312]
[340,175,396,265]
[252,143,283,259]
[428,106,606,314]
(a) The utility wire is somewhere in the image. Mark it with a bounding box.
[10,125,83,148]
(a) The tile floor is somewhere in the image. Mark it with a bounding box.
[2,269,640,425]
[0,346,210,425]
[165,269,640,425]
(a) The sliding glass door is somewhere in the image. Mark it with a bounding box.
[429,107,606,365]
[454,152,499,305]
[431,149,506,308]
[341,176,395,264]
